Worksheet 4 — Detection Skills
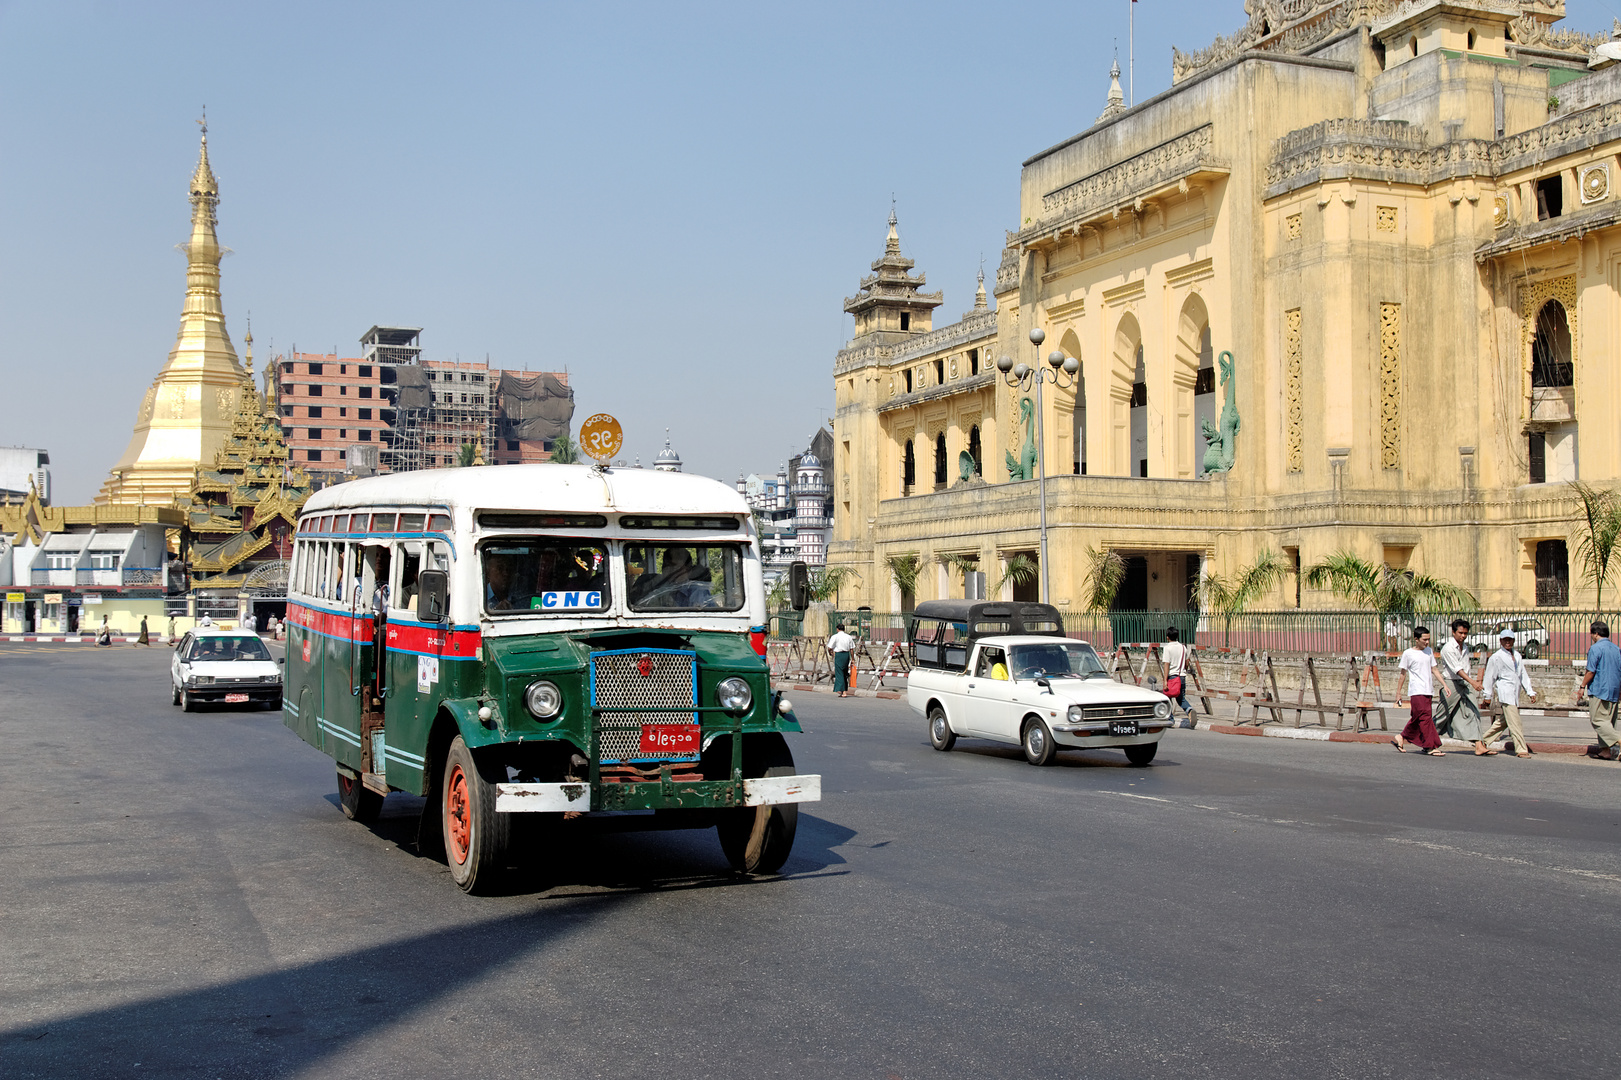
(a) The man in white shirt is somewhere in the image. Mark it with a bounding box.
[1479,629,1537,758]
[827,623,857,697]
[1436,619,1484,739]
[1393,626,1445,755]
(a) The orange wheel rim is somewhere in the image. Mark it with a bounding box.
[445,763,471,865]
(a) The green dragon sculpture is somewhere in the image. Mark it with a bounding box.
[1201,350,1239,475]
[1006,396,1036,481]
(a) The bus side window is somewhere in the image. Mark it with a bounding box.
[342,543,360,608]
[395,542,423,614]
[314,542,329,600]
[426,541,450,615]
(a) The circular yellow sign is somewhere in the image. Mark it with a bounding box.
[578,413,623,462]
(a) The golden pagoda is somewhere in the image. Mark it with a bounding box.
[97,117,248,505]
[174,330,312,592]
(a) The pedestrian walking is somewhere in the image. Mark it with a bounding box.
[1578,620,1621,761]
[1437,618,1494,755]
[1480,629,1536,758]
[166,614,176,644]
[95,616,111,647]
[1161,626,1196,720]
[1393,626,1446,755]
[136,616,150,646]
[827,621,856,698]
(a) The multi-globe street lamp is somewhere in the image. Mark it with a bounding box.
[997,327,1079,606]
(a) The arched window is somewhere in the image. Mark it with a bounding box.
[903,439,915,493]
[1060,329,1085,476]
[934,432,948,487]
[968,425,982,477]
[1176,295,1210,479]
[1131,344,1148,478]
[1112,314,1143,476]
[1531,300,1573,387]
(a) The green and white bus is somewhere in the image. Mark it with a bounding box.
[283,463,818,893]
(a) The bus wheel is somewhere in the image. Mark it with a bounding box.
[717,738,798,876]
[441,736,510,893]
[337,770,382,823]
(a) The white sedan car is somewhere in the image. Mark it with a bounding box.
[171,629,283,711]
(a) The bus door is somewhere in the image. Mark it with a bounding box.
[356,541,392,782]
[379,539,441,792]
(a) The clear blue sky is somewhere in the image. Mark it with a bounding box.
[0,1,1414,501]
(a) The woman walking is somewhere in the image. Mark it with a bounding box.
[136,616,150,646]
[827,622,856,698]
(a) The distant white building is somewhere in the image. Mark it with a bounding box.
[737,429,834,578]
[0,447,50,504]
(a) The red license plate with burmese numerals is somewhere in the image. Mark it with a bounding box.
[639,724,700,755]
[224,693,250,703]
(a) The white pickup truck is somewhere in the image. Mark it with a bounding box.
[905,601,1174,766]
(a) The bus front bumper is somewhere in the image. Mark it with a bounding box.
[494,774,822,813]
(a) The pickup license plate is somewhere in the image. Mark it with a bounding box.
[1109,720,1139,737]
[639,724,700,755]
[224,693,250,704]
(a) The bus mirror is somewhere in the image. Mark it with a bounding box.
[418,569,449,623]
[789,561,810,611]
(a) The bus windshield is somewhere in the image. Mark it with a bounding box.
[482,539,610,614]
[625,543,745,612]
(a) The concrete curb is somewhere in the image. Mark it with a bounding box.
[1186,718,1591,756]
[4,634,145,644]
[772,680,903,700]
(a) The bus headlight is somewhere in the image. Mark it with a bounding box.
[716,677,753,715]
[1154,700,1171,720]
[525,680,563,719]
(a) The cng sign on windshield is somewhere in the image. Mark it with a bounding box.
[579,414,623,463]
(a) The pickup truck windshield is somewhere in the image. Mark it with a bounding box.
[1008,641,1107,680]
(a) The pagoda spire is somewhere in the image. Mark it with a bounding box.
[97,116,247,505]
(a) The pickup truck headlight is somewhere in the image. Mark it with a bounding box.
[717,677,753,715]
[525,680,563,719]
[1154,700,1171,719]
[1067,704,1083,722]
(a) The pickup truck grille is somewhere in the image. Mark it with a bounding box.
[1079,703,1159,723]
[589,648,700,764]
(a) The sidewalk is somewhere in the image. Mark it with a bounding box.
[3,634,143,644]
[775,672,1615,759]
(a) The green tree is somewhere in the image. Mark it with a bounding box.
[457,442,479,467]
[886,554,921,609]
[995,553,1039,596]
[1202,549,1289,646]
[1082,546,1127,613]
[1303,550,1477,616]
[1572,482,1621,610]
[549,434,578,464]
[936,552,978,598]
[810,565,859,605]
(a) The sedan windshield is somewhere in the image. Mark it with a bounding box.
[188,636,272,662]
[1008,641,1107,680]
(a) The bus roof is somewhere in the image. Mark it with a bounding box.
[300,463,751,519]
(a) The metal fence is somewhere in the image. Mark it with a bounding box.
[814,607,1618,664]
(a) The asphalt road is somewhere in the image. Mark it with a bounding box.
[3,643,1620,1079]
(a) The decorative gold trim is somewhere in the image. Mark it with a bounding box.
[1165,257,1215,288]
[1581,163,1609,204]
[1102,279,1147,307]
[1284,309,1303,473]
[1379,302,1401,470]
[1375,206,1397,233]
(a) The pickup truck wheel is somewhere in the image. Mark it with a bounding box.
[928,706,956,751]
[1124,743,1158,767]
[338,769,383,823]
[1523,640,1541,660]
[1022,717,1056,766]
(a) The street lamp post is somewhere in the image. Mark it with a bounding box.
[998,327,1079,606]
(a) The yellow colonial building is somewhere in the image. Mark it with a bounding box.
[832,0,1621,615]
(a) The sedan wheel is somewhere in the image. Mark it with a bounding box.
[1125,742,1158,767]
[1022,717,1056,766]
[181,688,195,713]
[928,706,956,751]
[171,681,181,707]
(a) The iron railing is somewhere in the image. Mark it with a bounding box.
[806,608,1618,664]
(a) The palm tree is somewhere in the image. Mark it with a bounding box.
[885,554,921,609]
[1082,546,1128,613]
[995,553,1039,597]
[1202,549,1289,646]
[456,442,479,467]
[809,565,859,605]
[1304,550,1477,623]
[1572,482,1621,609]
[937,552,979,598]
[549,434,578,464]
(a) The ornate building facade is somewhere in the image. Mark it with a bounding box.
[832,0,1621,614]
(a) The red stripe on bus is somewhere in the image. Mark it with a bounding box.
[285,602,482,657]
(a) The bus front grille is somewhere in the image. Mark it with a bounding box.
[589,648,701,764]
